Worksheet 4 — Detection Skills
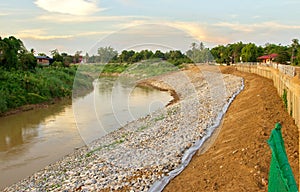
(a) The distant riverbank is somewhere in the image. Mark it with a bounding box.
[0,66,93,116]
[4,65,244,191]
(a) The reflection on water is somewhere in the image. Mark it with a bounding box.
[0,77,172,189]
[0,101,83,189]
[74,77,172,144]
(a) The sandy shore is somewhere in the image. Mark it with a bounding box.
[4,65,244,191]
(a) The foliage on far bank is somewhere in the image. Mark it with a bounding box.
[0,36,37,70]
[0,66,93,114]
[86,47,192,65]
[210,39,300,65]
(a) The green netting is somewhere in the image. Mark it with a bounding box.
[267,122,298,192]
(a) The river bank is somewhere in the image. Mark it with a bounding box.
[0,66,93,116]
[4,65,243,191]
[164,66,299,191]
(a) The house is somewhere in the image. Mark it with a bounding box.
[257,53,278,64]
[35,56,52,66]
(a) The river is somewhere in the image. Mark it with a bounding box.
[0,77,172,189]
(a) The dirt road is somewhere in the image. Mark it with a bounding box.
[164,66,299,192]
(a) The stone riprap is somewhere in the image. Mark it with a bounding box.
[4,67,243,192]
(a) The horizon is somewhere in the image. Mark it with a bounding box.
[1,0,300,55]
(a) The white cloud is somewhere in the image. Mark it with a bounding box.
[214,21,300,32]
[34,0,103,16]
[0,13,9,16]
[115,20,229,45]
[12,29,112,40]
[165,21,229,44]
[15,29,73,40]
[37,14,144,23]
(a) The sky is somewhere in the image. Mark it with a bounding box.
[1,0,300,55]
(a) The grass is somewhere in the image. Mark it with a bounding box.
[85,138,125,157]
[154,115,165,122]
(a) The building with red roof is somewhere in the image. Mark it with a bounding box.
[257,53,278,64]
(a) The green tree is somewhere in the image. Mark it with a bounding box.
[51,49,63,63]
[38,53,47,56]
[97,46,118,63]
[153,50,165,59]
[62,53,73,67]
[74,51,82,63]
[275,51,290,64]
[0,36,25,69]
[19,51,37,70]
[0,36,37,70]
[241,43,258,62]
[291,39,299,65]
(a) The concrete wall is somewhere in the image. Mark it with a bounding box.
[236,64,300,129]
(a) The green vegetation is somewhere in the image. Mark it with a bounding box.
[154,115,165,122]
[0,66,93,114]
[0,36,92,114]
[282,89,288,110]
[85,138,125,157]
[86,46,191,65]
[210,39,300,65]
[0,36,37,70]
[1,35,300,114]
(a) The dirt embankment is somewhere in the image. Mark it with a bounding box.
[164,66,299,192]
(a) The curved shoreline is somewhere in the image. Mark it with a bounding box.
[4,66,244,192]
[138,79,180,106]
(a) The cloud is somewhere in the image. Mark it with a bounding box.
[15,29,73,40]
[114,20,229,46]
[165,21,229,44]
[34,0,103,16]
[0,13,9,16]
[37,14,145,23]
[12,29,112,40]
[214,21,300,32]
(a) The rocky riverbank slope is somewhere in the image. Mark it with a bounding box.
[4,65,243,192]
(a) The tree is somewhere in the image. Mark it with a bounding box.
[51,49,63,63]
[38,53,47,56]
[153,50,165,59]
[291,39,299,65]
[97,46,118,63]
[210,45,226,63]
[275,51,290,64]
[74,51,82,63]
[241,43,258,62]
[62,53,73,66]
[0,36,24,69]
[19,51,37,70]
[0,36,36,70]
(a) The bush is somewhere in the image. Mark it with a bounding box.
[0,67,93,113]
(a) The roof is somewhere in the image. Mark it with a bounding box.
[257,53,278,60]
[35,56,51,60]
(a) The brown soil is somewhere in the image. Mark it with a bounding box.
[164,66,299,192]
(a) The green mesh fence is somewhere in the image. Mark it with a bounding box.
[267,122,298,192]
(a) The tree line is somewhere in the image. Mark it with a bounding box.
[85,39,300,66]
[1,36,300,72]
[86,47,191,66]
[210,39,300,65]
